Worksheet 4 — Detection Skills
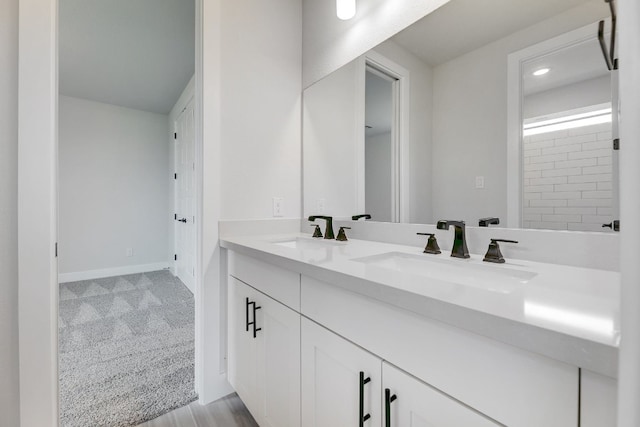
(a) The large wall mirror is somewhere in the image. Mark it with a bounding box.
[302,0,618,232]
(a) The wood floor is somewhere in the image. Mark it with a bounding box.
[139,393,258,427]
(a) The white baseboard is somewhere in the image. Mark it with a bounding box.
[58,262,172,283]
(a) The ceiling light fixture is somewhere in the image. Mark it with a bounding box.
[532,68,550,76]
[337,0,356,20]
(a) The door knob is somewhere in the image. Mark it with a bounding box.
[178,218,187,223]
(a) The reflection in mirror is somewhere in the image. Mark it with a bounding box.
[365,67,395,222]
[520,37,614,232]
[303,0,616,232]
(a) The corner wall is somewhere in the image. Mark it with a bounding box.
[58,96,171,280]
[0,0,20,423]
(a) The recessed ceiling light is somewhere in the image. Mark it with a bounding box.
[532,68,550,76]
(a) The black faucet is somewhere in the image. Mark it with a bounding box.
[308,216,335,239]
[436,220,470,258]
[478,217,500,227]
[352,214,372,221]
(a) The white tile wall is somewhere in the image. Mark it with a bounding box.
[523,122,613,232]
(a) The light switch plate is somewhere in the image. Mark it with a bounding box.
[126,248,133,257]
[475,176,485,189]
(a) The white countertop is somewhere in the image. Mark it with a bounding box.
[220,232,620,377]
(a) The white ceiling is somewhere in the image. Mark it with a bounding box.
[59,0,195,114]
[523,37,609,95]
[390,0,604,67]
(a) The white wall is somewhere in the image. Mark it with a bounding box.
[58,96,171,278]
[365,132,392,221]
[302,0,449,88]
[219,0,302,220]
[431,3,607,226]
[303,60,360,218]
[524,75,611,119]
[0,0,20,423]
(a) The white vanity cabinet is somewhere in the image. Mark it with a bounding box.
[301,317,501,427]
[227,253,301,427]
[301,318,382,426]
[382,362,500,427]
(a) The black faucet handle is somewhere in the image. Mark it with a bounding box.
[479,217,500,227]
[484,239,518,263]
[490,239,518,244]
[417,232,441,255]
[336,226,351,242]
[310,224,323,238]
[352,214,372,221]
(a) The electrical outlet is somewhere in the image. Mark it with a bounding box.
[125,248,133,257]
[272,197,284,217]
[316,198,325,213]
[475,176,485,189]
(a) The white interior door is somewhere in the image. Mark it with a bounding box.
[175,98,195,291]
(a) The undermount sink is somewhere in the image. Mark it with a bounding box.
[351,252,537,293]
[271,237,344,249]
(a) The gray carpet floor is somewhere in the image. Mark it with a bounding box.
[59,270,198,427]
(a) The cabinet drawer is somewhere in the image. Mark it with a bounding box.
[229,251,300,311]
[301,276,578,427]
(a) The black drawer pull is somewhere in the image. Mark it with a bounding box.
[252,303,262,338]
[359,371,371,426]
[384,388,397,427]
[245,297,251,332]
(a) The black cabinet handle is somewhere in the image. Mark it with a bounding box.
[252,303,262,338]
[359,371,371,426]
[245,297,251,332]
[384,388,397,427]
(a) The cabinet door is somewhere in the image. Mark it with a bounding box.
[382,362,501,427]
[301,318,381,427]
[228,277,259,415]
[255,288,301,427]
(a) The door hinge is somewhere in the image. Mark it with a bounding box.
[613,138,620,150]
[174,254,177,261]
[55,242,58,258]
[174,173,177,180]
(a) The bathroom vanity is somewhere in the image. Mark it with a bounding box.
[221,231,619,427]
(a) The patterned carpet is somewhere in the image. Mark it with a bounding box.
[58,270,197,427]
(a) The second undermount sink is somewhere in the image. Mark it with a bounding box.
[271,237,344,249]
[350,252,537,292]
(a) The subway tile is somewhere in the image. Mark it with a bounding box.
[523,148,541,157]
[554,207,597,215]
[542,144,582,155]
[529,176,567,185]
[541,167,582,177]
[554,133,596,146]
[524,184,554,193]
[597,181,613,190]
[541,191,581,200]
[582,165,612,175]
[598,156,612,165]
[568,199,612,207]
[542,214,582,223]
[527,221,568,230]
[524,170,541,179]
[582,140,611,151]
[597,131,613,141]
[523,214,542,222]
[524,162,554,171]
[530,153,567,164]
[554,158,598,169]
[524,139,555,150]
[523,207,554,215]
[553,183,597,192]
[567,149,611,160]
[529,199,568,207]
[598,207,613,216]
[582,190,612,199]
[582,215,612,224]
[568,173,612,183]
[524,192,542,200]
